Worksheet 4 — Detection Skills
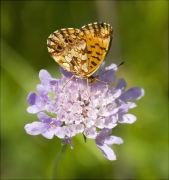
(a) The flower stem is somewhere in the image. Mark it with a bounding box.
[51,144,68,180]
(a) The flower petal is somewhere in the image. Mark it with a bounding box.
[98,61,106,74]
[27,105,43,114]
[127,102,137,109]
[37,112,52,123]
[104,136,123,145]
[60,67,73,78]
[96,142,116,161]
[84,127,97,139]
[120,114,137,124]
[27,92,37,105]
[55,127,66,138]
[24,122,45,135]
[36,84,48,99]
[120,87,145,101]
[99,64,117,83]
[116,78,127,90]
[96,128,112,140]
[105,63,117,71]
[42,130,55,139]
[39,69,51,85]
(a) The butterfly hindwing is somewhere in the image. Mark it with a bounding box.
[47,28,88,76]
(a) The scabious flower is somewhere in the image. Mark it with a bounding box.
[24,62,144,160]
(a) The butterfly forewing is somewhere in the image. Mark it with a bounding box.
[47,22,113,80]
[80,22,113,77]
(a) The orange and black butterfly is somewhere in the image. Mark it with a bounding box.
[47,22,113,84]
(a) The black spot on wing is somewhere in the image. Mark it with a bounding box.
[91,56,101,61]
[87,51,92,54]
[91,61,97,66]
[96,52,101,55]
[95,43,107,51]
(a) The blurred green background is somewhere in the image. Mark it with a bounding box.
[1,1,168,179]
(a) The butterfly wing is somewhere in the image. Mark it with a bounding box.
[80,22,113,77]
[47,22,113,78]
[47,28,89,77]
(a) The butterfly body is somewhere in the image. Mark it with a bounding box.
[47,22,113,82]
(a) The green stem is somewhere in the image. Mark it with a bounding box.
[51,144,68,180]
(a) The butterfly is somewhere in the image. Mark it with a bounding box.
[47,22,113,84]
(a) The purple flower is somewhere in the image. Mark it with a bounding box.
[95,128,123,160]
[25,63,144,160]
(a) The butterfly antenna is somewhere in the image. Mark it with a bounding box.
[95,61,124,78]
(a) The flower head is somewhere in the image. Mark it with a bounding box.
[25,63,144,160]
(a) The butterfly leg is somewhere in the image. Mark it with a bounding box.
[86,78,91,99]
[61,75,75,92]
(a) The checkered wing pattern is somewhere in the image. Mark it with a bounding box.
[47,22,113,79]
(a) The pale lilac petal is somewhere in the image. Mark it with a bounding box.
[116,78,127,90]
[104,117,117,129]
[98,62,106,74]
[37,84,48,99]
[95,118,105,129]
[96,128,112,140]
[105,63,117,71]
[104,136,123,145]
[75,124,84,133]
[84,127,97,139]
[37,112,51,122]
[98,107,111,117]
[39,70,60,92]
[83,118,95,128]
[38,112,63,127]
[42,130,55,139]
[113,89,122,99]
[120,114,137,124]
[39,69,51,84]
[99,70,116,83]
[27,92,46,114]
[60,67,73,78]
[55,127,66,138]
[99,64,117,83]
[65,125,77,137]
[127,102,137,109]
[95,64,117,83]
[96,142,116,161]
[24,122,45,135]
[118,102,130,113]
[27,92,37,105]
[87,109,98,119]
[27,105,42,114]
[120,87,145,101]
